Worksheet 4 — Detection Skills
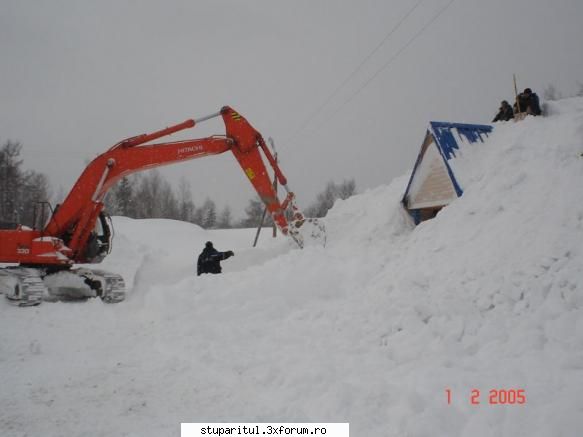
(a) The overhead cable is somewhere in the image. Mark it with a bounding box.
[286,0,425,144]
[301,0,456,140]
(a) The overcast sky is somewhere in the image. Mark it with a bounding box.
[1,0,582,217]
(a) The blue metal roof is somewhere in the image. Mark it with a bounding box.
[430,121,493,160]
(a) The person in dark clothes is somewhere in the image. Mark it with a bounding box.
[197,241,234,276]
[492,100,514,122]
[514,88,542,116]
[523,88,542,115]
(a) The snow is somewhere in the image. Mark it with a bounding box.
[42,271,93,299]
[2,97,583,436]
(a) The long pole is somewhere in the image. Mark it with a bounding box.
[269,138,278,238]
[513,74,521,113]
[252,138,279,247]
[252,206,268,247]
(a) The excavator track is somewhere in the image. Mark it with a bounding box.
[75,268,126,303]
[0,267,126,306]
[0,267,46,307]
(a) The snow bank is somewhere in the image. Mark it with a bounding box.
[1,97,583,436]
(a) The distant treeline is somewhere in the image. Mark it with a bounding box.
[0,141,356,229]
[542,82,583,101]
[0,141,51,228]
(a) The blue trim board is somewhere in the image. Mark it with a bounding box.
[402,122,493,211]
[401,130,431,206]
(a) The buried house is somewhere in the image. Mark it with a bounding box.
[402,121,493,224]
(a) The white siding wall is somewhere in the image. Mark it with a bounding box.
[407,140,457,209]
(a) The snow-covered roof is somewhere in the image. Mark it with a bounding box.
[429,121,493,160]
[402,121,492,214]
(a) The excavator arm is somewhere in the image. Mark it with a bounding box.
[38,106,308,264]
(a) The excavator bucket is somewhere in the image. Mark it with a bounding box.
[288,214,327,249]
[221,106,327,248]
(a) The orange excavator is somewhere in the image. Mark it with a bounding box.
[0,106,325,306]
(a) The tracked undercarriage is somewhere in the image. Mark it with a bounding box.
[0,266,125,307]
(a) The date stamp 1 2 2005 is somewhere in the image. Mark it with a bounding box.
[446,388,526,405]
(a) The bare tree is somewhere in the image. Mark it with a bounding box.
[239,198,272,228]
[0,141,23,223]
[543,83,561,101]
[0,141,51,227]
[21,171,51,228]
[305,179,357,218]
[133,171,179,219]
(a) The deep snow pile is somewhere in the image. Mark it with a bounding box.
[1,97,583,437]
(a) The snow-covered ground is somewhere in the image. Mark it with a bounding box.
[1,97,583,436]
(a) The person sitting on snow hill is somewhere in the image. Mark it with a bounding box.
[492,100,514,122]
[197,241,234,276]
[514,88,542,116]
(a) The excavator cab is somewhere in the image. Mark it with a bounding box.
[83,212,113,263]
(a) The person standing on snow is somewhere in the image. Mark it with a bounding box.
[197,241,234,276]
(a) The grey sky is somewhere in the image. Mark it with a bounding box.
[1,0,582,217]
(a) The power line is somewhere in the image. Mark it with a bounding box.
[343,0,456,108]
[286,0,425,144]
[302,0,456,140]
